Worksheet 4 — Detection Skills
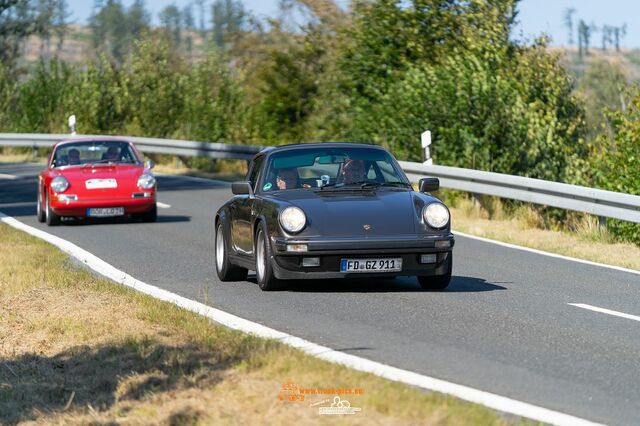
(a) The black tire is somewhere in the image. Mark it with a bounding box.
[45,192,61,226]
[254,224,284,291]
[418,253,452,290]
[36,187,46,223]
[215,221,248,281]
[141,204,157,222]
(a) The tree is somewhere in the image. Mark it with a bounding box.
[194,0,205,35]
[564,8,576,46]
[89,0,128,62]
[211,0,246,49]
[54,0,71,53]
[159,4,181,46]
[0,0,44,68]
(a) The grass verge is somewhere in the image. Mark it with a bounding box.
[0,223,515,425]
[447,195,640,271]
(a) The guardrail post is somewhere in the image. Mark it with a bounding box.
[598,216,606,230]
[421,130,432,165]
[32,144,38,160]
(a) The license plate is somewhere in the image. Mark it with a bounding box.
[86,179,117,189]
[87,207,124,217]
[340,258,402,273]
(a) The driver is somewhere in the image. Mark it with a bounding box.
[276,168,300,190]
[68,148,81,165]
[103,146,120,161]
[340,159,366,184]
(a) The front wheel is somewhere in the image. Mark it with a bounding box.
[45,192,61,226]
[215,222,247,281]
[255,225,284,291]
[140,204,157,222]
[417,253,452,290]
[36,187,46,223]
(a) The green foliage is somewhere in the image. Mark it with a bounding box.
[329,0,586,182]
[594,91,640,244]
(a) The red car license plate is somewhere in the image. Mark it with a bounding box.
[87,207,124,217]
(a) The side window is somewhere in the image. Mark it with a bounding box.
[248,156,264,191]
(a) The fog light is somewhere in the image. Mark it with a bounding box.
[57,194,77,201]
[286,244,308,252]
[435,240,451,248]
[302,257,320,267]
[420,254,437,264]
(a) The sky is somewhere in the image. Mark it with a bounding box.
[65,0,640,48]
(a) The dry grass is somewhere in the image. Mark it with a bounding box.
[0,223,514,425]
[449,196,640,271]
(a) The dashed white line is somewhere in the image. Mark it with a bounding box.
[569,303,640,323]
[157,202,171,209]
[0,173,17,180]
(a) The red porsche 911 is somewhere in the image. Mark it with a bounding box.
[37,137,157,226]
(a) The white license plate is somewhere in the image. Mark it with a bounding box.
[87,207,124,217]
[85,179,117,189]
[340,258,402,273]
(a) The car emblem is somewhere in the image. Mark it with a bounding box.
[363,224,372,231]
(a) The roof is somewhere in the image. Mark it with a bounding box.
[259,142,386,155]
[55,136,132,147]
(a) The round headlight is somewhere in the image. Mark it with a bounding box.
[423,203,450,229]
[279,206,306,233]
[137,173,156,189]
[50,176,69,193]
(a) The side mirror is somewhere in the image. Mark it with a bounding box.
[144,160,155,170]
[419,177,439,193]
[232,181,253,196]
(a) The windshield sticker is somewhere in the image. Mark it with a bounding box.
[263,182,273,191]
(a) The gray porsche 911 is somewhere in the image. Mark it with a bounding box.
[214,143,454,291]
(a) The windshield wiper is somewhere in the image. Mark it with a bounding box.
[359,181,411,189]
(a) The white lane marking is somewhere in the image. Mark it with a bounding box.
[157,202,171,209]
[454,230,640,277]
[0,173,17,180]
[0,212,602,426]
[569,303,640,323]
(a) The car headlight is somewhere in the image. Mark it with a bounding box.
[137,173,156,189]
[279,206,306,233]
[423,203,450,229]
[50,176,69,193]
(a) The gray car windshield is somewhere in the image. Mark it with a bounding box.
[261,147,409,192]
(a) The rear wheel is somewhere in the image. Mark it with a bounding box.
[36,187,45,223]
[255,225,284,291]
[215,222,247,281]
[418,253,452,290]
[45,192,61,226]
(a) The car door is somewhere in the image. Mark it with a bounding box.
[231,155,264,255]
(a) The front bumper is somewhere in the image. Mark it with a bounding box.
[50,195,156,217]
[270,234,454,280]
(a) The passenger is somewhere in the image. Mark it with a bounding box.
[68,148,81,165]
[340,159,366,184]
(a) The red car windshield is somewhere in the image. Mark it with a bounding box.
[52,141,139,167]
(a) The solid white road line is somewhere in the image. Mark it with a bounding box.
[569,303,640,323]
[157,202,171,209]
[0,212,603,426]
[454,230,640,277]
[0,173,17,180]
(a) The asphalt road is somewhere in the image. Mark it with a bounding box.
[2,163,639,425]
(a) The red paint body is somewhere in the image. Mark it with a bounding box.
[38,138,156,219]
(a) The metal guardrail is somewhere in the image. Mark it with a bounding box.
[0,133,261,161]
[401,162,640,223]
[1,133,639,223]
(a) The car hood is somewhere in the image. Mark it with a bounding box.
[53,164,145,195]
[268,189,423,236]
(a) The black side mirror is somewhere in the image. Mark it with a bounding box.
[419,177,439,193]
[232,181,253,196]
